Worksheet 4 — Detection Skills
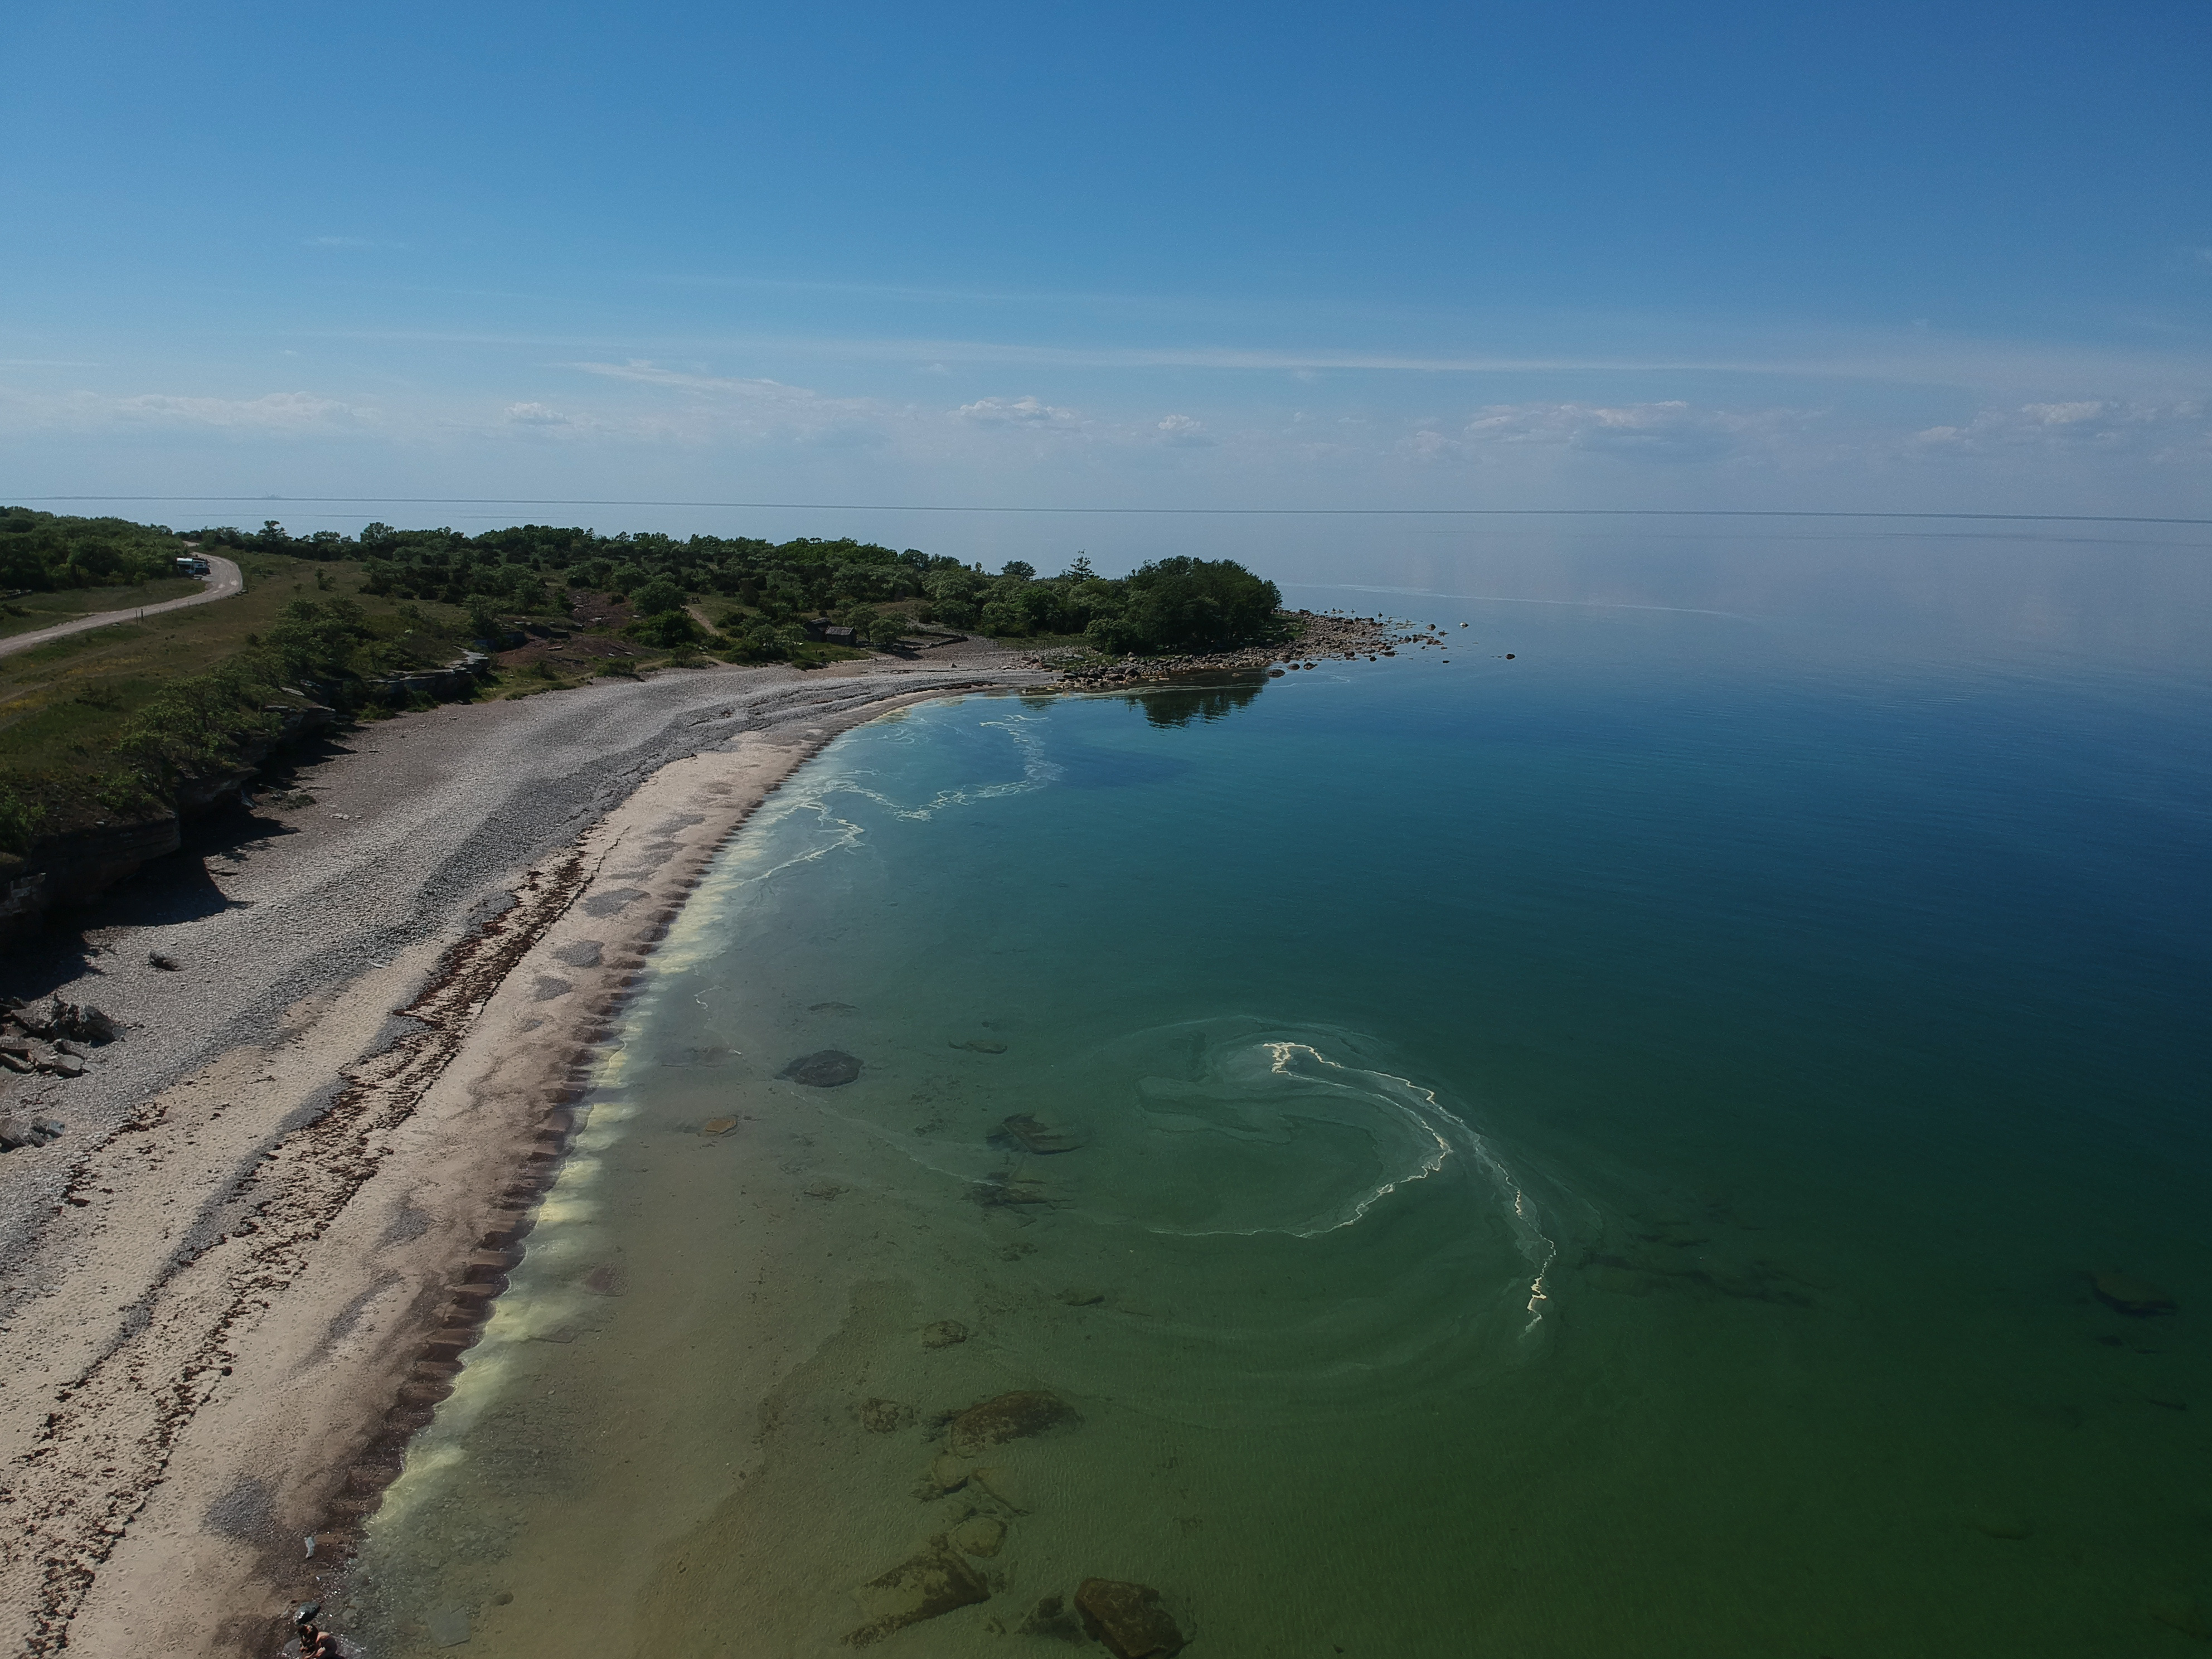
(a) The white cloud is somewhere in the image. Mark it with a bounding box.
[1155,413,1213,447]
[1914,399,2210,458]
[955,394,1080,427]
[0,387,375,434]
[503,401,574,426]
[1407,400,1796,464]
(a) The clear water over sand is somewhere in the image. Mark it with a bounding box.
[351,539,2212,1657]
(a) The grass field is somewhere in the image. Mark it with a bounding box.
[0,556,498,833]
[0,576,211,641]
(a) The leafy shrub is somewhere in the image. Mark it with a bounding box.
[631,578,686,617]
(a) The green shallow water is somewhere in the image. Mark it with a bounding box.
[347,568,2212,1658]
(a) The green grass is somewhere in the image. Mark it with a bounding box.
[0,556,489,843]
[0,576,209,640]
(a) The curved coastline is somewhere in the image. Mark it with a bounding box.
[1,656,1050,1658]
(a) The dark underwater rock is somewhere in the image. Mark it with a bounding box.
[781,1049,862,1086]
[1001,1113,1084,1154]
[846,1539,989,1646]
[1075,1579,1185,1658]
[2093,1272,2177,1316]
[947,1390,1079,1458]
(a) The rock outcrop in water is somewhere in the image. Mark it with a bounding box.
[945,1391,1079,1458]
[1074,1579,1186,1658]
[999,1113,1084,1154]
[2092,1272,2177,1316]
[780,1050,862,1086]
[845,1537,989,1646]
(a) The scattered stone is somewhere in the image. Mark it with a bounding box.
[781,1049,862,1087]
[1018,1593,1086,1643]
[1001,1113,1084,1154]
[921,1320,970,1350]
[1075,1579,1186,1658]
[551,939,604,968]
[0,1117,64,1151]
[701,1115,739,1137]
[952,1515,1006,1557]
[530,976,573,1002]
[1968,1510,2032,1540]
[47,1054,85,1079]
[858,1398,916,1434]
[148,952,182,971]
[1056,1288,1105,1307]
[73,1006,119,1044]
[952,1038,1008,1054]
[847,1539,990,1646]
[947,1390,1080,1458]
[2093,1272,2177,1317]
[0,1052,30,1075]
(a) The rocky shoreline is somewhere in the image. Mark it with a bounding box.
[1037,608,1403,685]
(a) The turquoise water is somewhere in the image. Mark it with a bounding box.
[351,548,2212,1657]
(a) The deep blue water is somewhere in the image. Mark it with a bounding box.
[352,542,2212,1658]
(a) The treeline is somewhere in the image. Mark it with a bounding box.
[193,520,1286,655]
[1,508,193,591]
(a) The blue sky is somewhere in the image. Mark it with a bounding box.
[3,0,2209,561]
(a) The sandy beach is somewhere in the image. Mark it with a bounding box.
[0,647,1050,1656]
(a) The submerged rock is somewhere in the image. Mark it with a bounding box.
[1018,1593,1086,1643]
[926,1453,969,1493]
[700,1115,739,1137]
[2093,1272,2177,1316]
[1075,1579,1185,1658]
[968,1176,1053,1210]
[920,1320,970,1349]
[951,1038,1008,1054]
[1001,1113,1084,1154]
[970,1466,1029,1514]
[952,1515,1006,1557]
[947,1390,1080,1458]
[847,1540,989,1646]
[857,1398,915,1434]
[781,1050,862,1087]
[1056,1288,1105,1307]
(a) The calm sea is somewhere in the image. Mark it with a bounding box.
[347,533,2212,1658]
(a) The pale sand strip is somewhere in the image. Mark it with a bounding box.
[0,652,1046,1656]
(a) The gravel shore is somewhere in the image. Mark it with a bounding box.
[0,648,1048,1657]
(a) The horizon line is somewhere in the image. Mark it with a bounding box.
[12,495,2212,528]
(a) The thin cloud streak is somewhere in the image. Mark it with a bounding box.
[270,327,2212,396]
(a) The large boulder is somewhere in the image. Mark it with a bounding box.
[780,1050,862,1087]
[946,1391,1079,1458]
[1075,1580,1186,1658]
[846,1540,989,1646]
